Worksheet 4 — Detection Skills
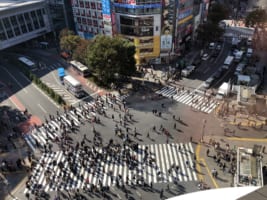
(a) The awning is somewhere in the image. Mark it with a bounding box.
[57,67,65,77]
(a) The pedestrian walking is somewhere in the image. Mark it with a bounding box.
[206,149,210,156]
[160,188,163,199]
[147,132,150,138]
[174,123,176,129]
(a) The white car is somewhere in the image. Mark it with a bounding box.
[203,77,215,89]
[202,53,209,61]
[181,65,196,77]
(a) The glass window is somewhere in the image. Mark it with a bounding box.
[27,23,33,31]
[3,18,11,29]
[10,16,18,26]
[7,29,14,38]
[14,27,21,36]
[17,14,25,24]
[21,25,27,33]
[0,32,7,40]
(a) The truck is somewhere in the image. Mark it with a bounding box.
[222,56,234,70]
[216,82,230,99]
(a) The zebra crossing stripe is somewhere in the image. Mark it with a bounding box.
[177,144,187,182]
[24,135,36,151]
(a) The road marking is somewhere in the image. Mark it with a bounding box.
[203,67,210,74]
[38,103,47,113]
[227,137,267,142]
[200,158,219,188]
[195,144,203,181]
[0,67,28,93]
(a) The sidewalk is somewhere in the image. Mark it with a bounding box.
[196,135,267,189]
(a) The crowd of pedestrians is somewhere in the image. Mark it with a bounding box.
[23,92,192,200]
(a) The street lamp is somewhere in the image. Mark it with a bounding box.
[201,119,207,143]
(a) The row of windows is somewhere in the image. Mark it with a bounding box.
[76,17,104,27]
[115,7,160,15]
[77,24,104,34]
[120,16,153,26]
[0,9,46,41]
[73,8,102,18]
[114,0,160,5]
[121,26,153,37]
[139,48,153,53]
[72,0,102,10]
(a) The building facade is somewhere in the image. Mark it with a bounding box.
[0,0,53,50]
[71,0,209,64]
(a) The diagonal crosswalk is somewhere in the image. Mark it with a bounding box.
[24,142,197,194]
[156,86,219,113]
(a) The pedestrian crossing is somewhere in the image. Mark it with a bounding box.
[23,94,129,152]
[44,82,78,105]
[24,142,197,194]
[224,27,254,39]
[156,86,219,113]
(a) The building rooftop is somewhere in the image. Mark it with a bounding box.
[0,0,44,12]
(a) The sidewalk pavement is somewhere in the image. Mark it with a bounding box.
[196,135,267,190]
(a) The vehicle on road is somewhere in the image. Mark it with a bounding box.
[202,53,209,61]
[181,65,196,77]
[209,43,216,50]
[234,63,246,75]
[234,51,244,62]
[222,56,234,70]
[203,77,215,89]
[70,60,90,77]
[216,82,230,99]
[63,75,84,98]
[246,48,253,58]
[18,57,37,71]
[216,44,222,51]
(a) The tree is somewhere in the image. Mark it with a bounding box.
[196,23,224,44]
[72,39,91,64]
[60,34,81,54]
[86,35,136,87]
[208,2,229,24]
[245,9,267,27]
[59,28,75,39]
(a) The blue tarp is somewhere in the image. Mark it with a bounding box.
[57,68,65,77]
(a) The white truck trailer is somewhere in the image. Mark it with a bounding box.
[216,82,230,99]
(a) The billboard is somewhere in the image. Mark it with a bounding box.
[161,0,175,51]
[102,0,112,36]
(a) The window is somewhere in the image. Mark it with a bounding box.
[97,3,102,10]
[24,13,30,22]
[85,1,90,8]
[14,27,21,36]
[17,14,25,24]
[79,0,84,7]
[82,18,86,24]
[7,29,14,38]
[77,17,81,23]
[93,20,98,27]
[10,16,18,26]
[3,18,11,29]
[87,10,91,17]
[27,23,33,31]
[87,19,92,25]
[0,32,7,40]
[21,25,27,33]
[140,48,153,53]
[91,2,95,9]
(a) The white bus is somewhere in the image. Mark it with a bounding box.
[63,75,84,98]
[70,60,90,77]
[222,56,234,70]
[18,57,37,71]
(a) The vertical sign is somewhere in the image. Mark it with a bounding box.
[102,0,112,36]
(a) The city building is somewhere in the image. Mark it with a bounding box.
[70,0,209,65]
[71,0,106,39]
[0,0,53,50]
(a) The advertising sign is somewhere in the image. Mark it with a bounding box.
[161,35,172,49]
[102,0,112,36]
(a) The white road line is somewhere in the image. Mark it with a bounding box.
[0,67,28,93]
[38,103,48,113]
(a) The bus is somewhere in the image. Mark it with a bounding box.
[63,75,84,98]
[222,56,234,70]
[70,60,90,77]
[18,57,37,71]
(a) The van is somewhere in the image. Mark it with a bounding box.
[234,63,246,75]
[247,48,253,57]
[247,37,252,46]
[209,42,215,50]
[203,77,215,89]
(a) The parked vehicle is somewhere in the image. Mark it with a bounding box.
[181,65,196,77]
[246,48,253,58]
[234,63,246,75]
[234,51,244,62]
[202,53,209,61]
[216,82,230,99]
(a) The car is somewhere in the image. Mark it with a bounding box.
[181,65,196,77]
[209,42,216,50]
[216,44,221,51]
[203,77,215,89]
[202,53,209,61]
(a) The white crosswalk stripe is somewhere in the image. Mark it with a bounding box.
[22,101,98,151]
[24,142,197,194]
[156,86,219,113]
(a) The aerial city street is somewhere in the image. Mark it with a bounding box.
[0,0,267,200]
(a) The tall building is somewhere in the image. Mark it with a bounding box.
[113,0,161,65]
[71,0,106,39]
[0,0,53,50]
[70,0,209,64]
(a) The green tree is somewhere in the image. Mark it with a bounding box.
[245,9,267,27]
[59,28,75,39]
[86,35,136,87]
[208,3,229,24]
[72,39,91,64]
[196,23,224,44]
[60,35,81,54]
